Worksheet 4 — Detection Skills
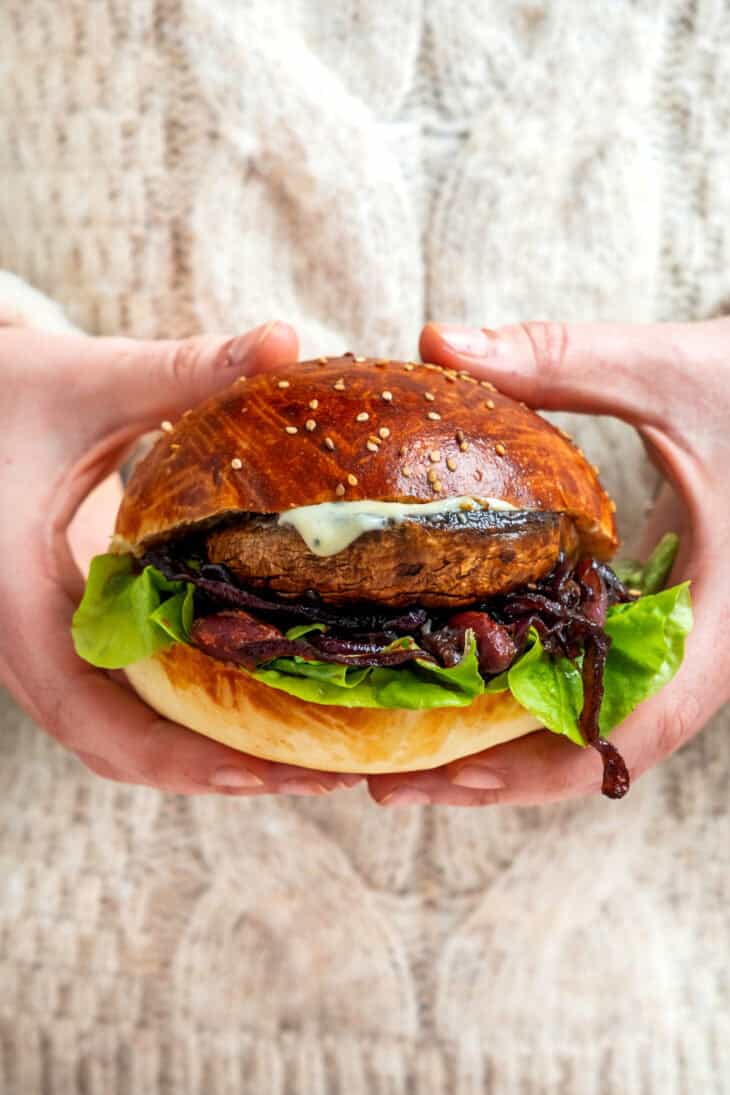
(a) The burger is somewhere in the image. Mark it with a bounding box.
[72,354,692,798]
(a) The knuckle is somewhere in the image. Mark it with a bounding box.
[519,320,569,379]
[43,690,78,750]
[165,336,233,401]
[166,338,201,386]
[653,692,701,760]
[132,719,204,792]
[76,751,131,784]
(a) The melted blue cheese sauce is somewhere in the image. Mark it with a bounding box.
[278,497,518,557]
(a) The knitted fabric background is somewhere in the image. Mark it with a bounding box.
[1,2,729,1092]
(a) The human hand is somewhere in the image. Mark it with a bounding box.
[369,318,730,806]
[0,323,358,796]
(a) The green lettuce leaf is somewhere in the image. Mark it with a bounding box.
[253,635,484,709]
[71,554,194,669]
[71,555,692,731]
[502,583,693,745]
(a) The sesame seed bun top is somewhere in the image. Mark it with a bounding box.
[113,354,618,558]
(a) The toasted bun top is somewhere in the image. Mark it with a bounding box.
[114,354,618,556]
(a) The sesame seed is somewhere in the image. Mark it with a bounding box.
[347,473,358,486]
[495,443,506,456]
[427,468,438,483]
[474,469,483,481]
[609,499,617,512]
[480,380,496,391]
[366,440,379,452]
[459,500,474,511]
[378,427,390,440]
[160,420,173,433]
[432,480,442,493]
[424,363,438,371]
[381,390,393,402]
[335,483,345,496]
[459,440,470,453]
[285,426,298,435]
[463,375,478,384]
[427,411,441,421]
[455,428,465,443]
[277,379,290,389]
[354,355,366,363]
[334,378,346,391]
[404,363,415,371]
[424,392,435,402]
[485,399,495,410]
[170,442,180,451]
[428,449,441,463]
[458,370,471,379]
[592,464,601,475]
[318,356,328,364]
[402,466,412,477]
[446,457,457,471]
[324,436,335,450]
[400,445,408,457]
[182,409,192,417]
[231,457,242,470]
[368,434,381,447]
[309,398,319,410]
[444,369,458,380]
[356,411,369,422]
[305,419,317,431]
[375,358,388,367]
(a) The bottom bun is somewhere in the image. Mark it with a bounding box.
[125,642,542,774]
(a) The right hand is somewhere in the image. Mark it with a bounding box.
[369,318,730,806]
[0,321,359,797]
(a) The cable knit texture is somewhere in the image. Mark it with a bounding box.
[1,2,730,1093]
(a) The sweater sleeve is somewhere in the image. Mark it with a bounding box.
[0,271,78,333]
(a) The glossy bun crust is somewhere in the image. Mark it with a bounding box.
[125,642,542,773]
[114,355,617,557]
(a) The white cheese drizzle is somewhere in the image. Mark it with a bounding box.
[278,497,518,556]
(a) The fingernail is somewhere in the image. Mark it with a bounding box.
[254,320,278,346]
[227,321,281,367]
[380,788,431,806]
[336,774,364,789]
[279,778,331,796]
[431,324,494,358]
[450,765,505,790]
[209,767,265,789]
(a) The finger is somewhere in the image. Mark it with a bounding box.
[371,565,722,808]
[87,319,299,430]
[419,320,698,427]
[368,769,504,807]
[7,575,352,796]
[74,749,273,796]
[28,322,299,596]
[66,472,125,597]
[639,481,692,579]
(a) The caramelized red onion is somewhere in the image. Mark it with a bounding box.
[190,610,436,670]
[145,546,633,798]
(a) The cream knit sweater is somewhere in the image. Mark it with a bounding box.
[1,3,729,1093]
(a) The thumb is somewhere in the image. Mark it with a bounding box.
[90,320,299,431]
[419,320,693,428]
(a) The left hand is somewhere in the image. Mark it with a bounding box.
[0,322,359,797]
[369,318,730,806]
